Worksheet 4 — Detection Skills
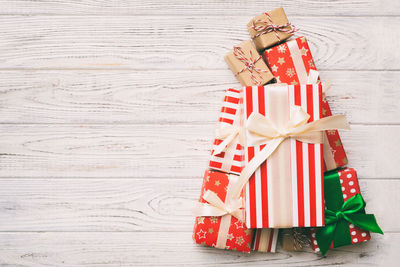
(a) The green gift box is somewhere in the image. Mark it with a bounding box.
[310,168,383,255]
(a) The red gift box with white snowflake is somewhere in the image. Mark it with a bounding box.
[209,88,244,175]
[193,170,253,252]
[310,168,371,253]
[263,36,348,171]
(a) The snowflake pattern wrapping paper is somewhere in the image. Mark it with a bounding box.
[263,36,348,171]
[193,170,253,252]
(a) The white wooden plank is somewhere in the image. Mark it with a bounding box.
[0,70,398,124]
[0,0,399,16]
[0,232,395,266]
[0,178,393,232]
[0,16,398,70]
[0,124,398,179]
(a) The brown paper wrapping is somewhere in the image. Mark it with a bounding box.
[247,7,293,51]
[225,40,274,86]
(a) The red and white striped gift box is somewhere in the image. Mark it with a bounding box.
[209,88,244,175]
[243,84,324,228]
[252,228,279,253]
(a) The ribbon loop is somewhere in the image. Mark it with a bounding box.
[230,105,350,200]
[251,12,298,40]
[212,124,241,156]
[316,194,383,255]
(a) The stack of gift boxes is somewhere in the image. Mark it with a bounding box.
[193,7,382,255]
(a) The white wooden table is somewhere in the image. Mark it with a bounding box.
[0,1,399,266]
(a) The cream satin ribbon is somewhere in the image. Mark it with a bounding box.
[212,124,242,156]
[307,69,338,169]
[193,175,245,249]
[307,69,331,98]
[230,105,350,199]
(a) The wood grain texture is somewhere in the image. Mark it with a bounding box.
[0,16,399,70]
[0,178,394,232]
[0,124,399,179]
[0,70,399,124]
[0,232,396,266]
[0,0,398,265]
[0,0,399,16]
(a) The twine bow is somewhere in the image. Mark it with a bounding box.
[316,194,383,255]
[233,46,268,85]
[230,106,350,199]
[251,12,298,40]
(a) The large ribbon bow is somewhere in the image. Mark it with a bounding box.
[230,106,350,198]
[316,194,383,255]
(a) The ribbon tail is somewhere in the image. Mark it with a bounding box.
[230,137,284,199]
[316,223,337,256]
[212,131,238,156]
[192,202,227,217]
[346,213,384,235]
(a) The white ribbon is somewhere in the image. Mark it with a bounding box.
[193,190,244,221]
[193,174,245,249]
[230,105,350,199]
[212,124,242,156]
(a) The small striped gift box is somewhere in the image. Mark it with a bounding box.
[209,88,244,175]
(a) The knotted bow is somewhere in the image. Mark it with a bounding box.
[316,194,383,255]
[212,124,242,156]
[230,106,350,199]
[233,46,268,85]
[251,12,297,40]
[193,190,244,221]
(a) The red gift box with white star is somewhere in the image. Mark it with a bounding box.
[209,88,244,175]
[309,168,371,253]
[263,36,348,171]
[193,170,253,252]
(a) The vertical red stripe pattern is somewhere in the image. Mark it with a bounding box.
[244,84,324,228]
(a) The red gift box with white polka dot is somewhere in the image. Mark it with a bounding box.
[310,168,371,252]
[263,36,348,171]
[192,170,253,252]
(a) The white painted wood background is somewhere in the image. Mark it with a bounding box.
[0,1,399,266]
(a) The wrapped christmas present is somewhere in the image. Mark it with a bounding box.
[193,170,253,252]
[263,36,348,171]
[247,7,296,51]
[225,40,274,86]
[310,168,383,255]
[209,88,244,175]
[229,83,350,229]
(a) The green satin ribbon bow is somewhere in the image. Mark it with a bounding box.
[316,193,383,255]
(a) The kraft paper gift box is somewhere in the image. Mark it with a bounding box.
[225,40,274,86]
[263,36,348,171]
[247,7,295,51]
[309,168,383,255]
[209,88,244,175]
[281,228,310,251]
[252,228,278,253]
[193,170,253,252]
[239,83,349,229]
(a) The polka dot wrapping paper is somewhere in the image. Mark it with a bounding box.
[310,168,371,253]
